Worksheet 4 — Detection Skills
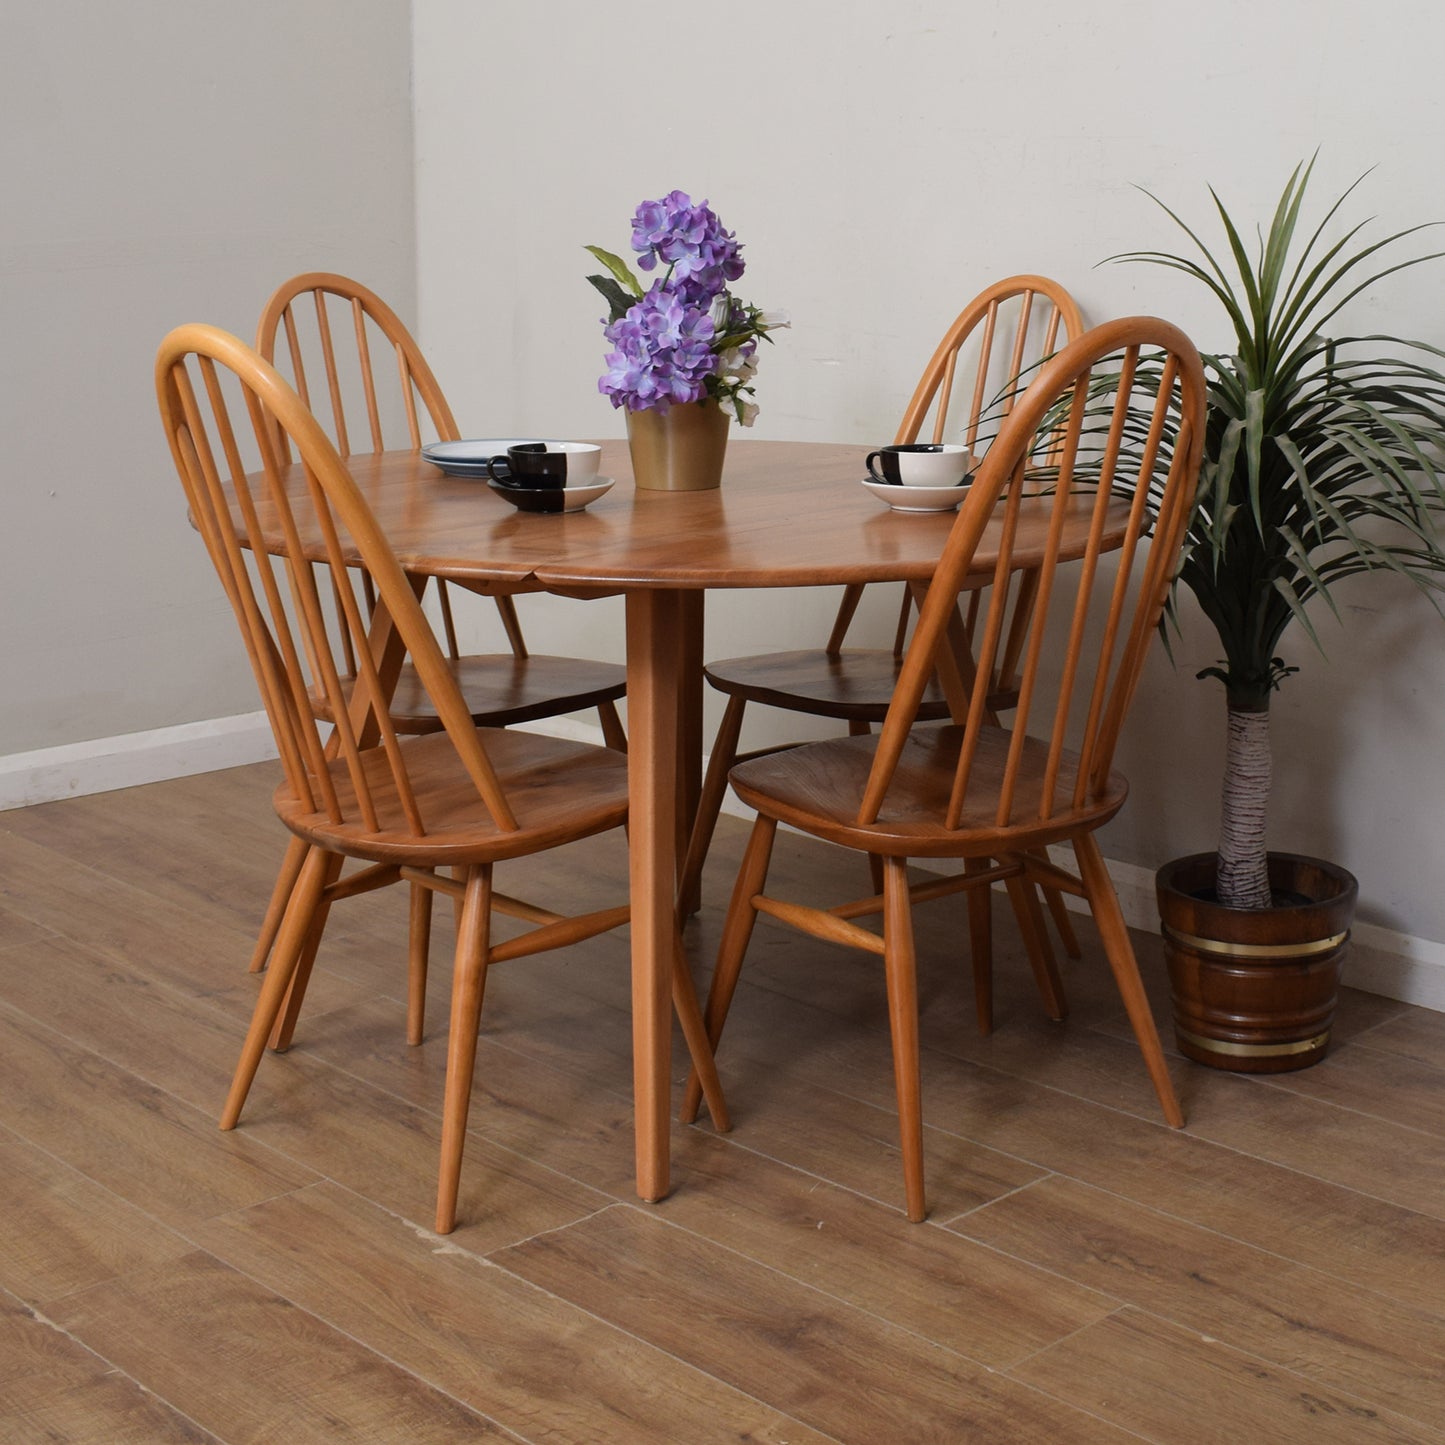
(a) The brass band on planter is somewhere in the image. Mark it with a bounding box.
[1161,924,1348,960]
[1176,1026,1331,1058]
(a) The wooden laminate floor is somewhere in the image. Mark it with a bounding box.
[1,760,1443,1443]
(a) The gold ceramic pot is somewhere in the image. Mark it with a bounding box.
[626,398,730,491]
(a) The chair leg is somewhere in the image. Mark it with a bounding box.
[267,850,344,1052]
[1003,871,1068,1022]
[677,694,747,917]
[248,834,309,973]
[849,720,886,897]
[964,857,994,1035]
[435,864,493,1235]
[221,846,331,1130]
[449,865,465,936]
[882,856,927,1223]
[1072,833,1184,1129]
[1041,877,1082,958]
[598,699,628,752]
[670,926,730,1133]
[407,881,434,1046]
[680,813,777,1123]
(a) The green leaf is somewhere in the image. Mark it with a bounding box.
[585,274,636,325]
[583,245,643,298]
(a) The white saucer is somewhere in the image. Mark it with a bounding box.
[861,478,970,512]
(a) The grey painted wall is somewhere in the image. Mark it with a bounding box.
[1,1,415,753]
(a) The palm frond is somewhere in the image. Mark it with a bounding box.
[1096,164,1445,710]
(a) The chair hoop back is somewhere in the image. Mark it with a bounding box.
[894,274,1086,450]
[258,272,530,664]
[256,272,459,458]
[156,322,518,836]
[860,316,1207,832]
[828,277,1086,669]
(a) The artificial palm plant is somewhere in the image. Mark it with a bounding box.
[1119,161,1445,908]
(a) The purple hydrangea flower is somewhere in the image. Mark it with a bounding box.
[591,191,784,422]
[598,282,717,412]
[628,190,744,305]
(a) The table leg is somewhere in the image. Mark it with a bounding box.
[675,589,705,910]
[626,588,687,1201]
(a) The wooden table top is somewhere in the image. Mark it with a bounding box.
[291,439,1121,593]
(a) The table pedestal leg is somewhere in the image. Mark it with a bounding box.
[626,588,686,1201]
[676,589,704,881]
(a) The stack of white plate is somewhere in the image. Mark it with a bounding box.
[421,439,543,479]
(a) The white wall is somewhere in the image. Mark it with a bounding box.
[0,1,415,754]
[412,0,1445,951]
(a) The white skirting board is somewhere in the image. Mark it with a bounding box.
[0,712,280,812]
[3,712,1441,1013]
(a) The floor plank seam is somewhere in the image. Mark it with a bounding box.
[1013,1295,1445,1442]
[464,1203,850,1445]
[1247,1068,1445,1143]
[0,994,340,1198]
[0,1140,205,1298]
[676,1123,908,1218]
[1135,1122,1445,1226]
[282,1036,645,1209]
[5,942,687,1245]
[0,967,629,1230]
[1119,1299,1445,1439]
[995,1303,1135,1372]
[1329,1005,1426,1049]
[815,1037,1445,1228]
[814,1048,1187,1145]
[471,1198,620,1258]
[934,1170,1061,1228]
[0,831,270,961]
[616,1197,1103,1384]
[2,1283,224,1443]
[991,1354,1161,1445]
[941,1174,1445,1329]
[0,928,61,956]
[111,1206,535,1445]
[930,1208,1445,1425]
[264,969,644,1113]
[1333,1031,1445,1069]
[0,943,257,1077]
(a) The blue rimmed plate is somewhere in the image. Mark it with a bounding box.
[423,438,544,478]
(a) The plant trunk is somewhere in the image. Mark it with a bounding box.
[1216,702,1273,908]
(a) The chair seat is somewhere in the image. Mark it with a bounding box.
[312,654,628,733]
[704,649,953,722]
[729,724,1128,858]
[275,727,629,866]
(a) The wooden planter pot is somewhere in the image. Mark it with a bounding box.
[1155,852,1357,1073]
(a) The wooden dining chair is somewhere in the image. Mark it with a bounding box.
[156,322,727,1233]
[681,316,1207,1221]
[678,275,1087,1015]
[251,273,628,1028]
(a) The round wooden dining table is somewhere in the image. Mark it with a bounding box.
[259,436,1119,1204]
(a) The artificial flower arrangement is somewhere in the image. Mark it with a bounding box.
[586,190,788,424]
